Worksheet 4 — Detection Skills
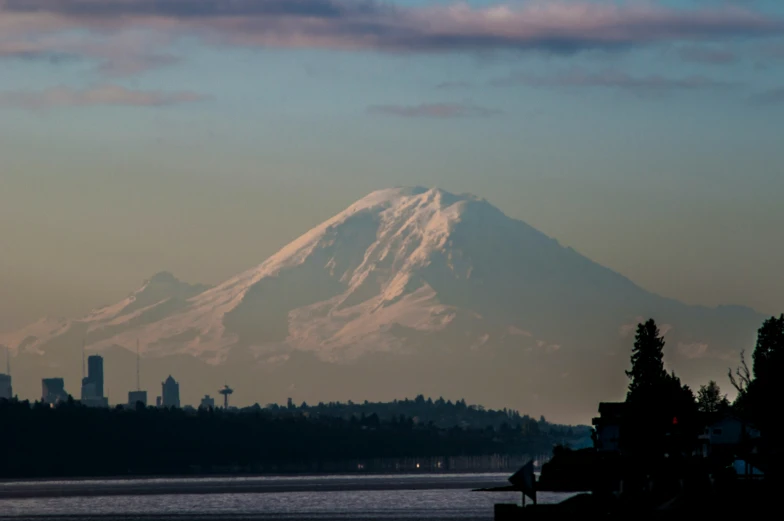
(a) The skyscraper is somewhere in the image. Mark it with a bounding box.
[161,375,180,408]
[0,373,11,400]
[80,355,108,407]
[87,355,104,398]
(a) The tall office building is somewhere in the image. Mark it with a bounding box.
[200,395,215,409]
[0,373,11,400]
[42,378,67,405]
[87,355,104,397]
[161,375,180,408]
[81,355,108,407]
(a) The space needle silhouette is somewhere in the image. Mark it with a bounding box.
[218,384,234,409]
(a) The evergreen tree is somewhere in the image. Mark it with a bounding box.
[752,314,784,385]
[696,381,729,414]
[621,320,701,461]
[626,318,668,404]
[663,371,698,420]
[730,314,784,431]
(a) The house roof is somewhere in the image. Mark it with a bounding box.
[598,402,627,415]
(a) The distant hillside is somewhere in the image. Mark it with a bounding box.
[259,395,593,446]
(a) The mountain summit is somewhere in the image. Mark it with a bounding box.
[1,187,763,423]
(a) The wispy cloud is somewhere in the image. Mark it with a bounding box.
[492,68,736,96]
[761,42,784,60]
[0,0,360,18]
[0,85,208,109]
[0,28,180,77]
[95,53,181,78]
[0,1,781,77]
[749,41,784,70]
[679,45,737,64]
[0,47,76,64]
[367,102,500,118]
[678,342,709,359]
[749,86,784,105]
[436,81,473,90]
[618,318,644,338]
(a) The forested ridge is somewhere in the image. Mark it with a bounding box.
[0,396,590,478]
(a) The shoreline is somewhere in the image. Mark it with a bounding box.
[0,473,514,500]
[0,469,516,485]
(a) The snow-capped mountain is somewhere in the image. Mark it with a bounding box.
[1,187,765,423]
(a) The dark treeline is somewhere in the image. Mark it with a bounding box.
[265,395,591,440]
[0,398,588,479]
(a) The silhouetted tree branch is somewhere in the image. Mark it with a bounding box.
[728,349,751,394]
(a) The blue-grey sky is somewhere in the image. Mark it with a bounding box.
[1,0,784,331]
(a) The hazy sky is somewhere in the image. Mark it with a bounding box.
[2,0,784,332]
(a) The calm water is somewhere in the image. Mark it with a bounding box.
[0,473,576,520]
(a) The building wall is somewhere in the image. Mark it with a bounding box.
[704,417,760,446]
[81,381,97,400]
[42,378,66,403]
[128,391,147,407]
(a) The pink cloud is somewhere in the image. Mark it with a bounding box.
[493,68,736,94]
[619,316,644,337]
[436,81,473,90]
[0,84,208,109]
[367,102,500,118]
[0,28,180,77]
[95,54,181,77]
[679,45,737,64]
[0,1,781,77]
[677,342,709,359]
[507,326,532,337]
